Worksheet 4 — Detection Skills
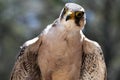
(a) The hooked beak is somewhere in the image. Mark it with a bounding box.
[65,11,74,21]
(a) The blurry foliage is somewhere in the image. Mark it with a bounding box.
[0,0,120,80]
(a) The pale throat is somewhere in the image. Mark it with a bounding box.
[60,18,82,31]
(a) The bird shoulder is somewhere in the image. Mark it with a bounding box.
[82,37,102,55]
[80,37,107,80]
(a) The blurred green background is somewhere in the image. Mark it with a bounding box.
[0,0,120,80]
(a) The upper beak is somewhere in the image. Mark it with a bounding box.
[65,11,74,21]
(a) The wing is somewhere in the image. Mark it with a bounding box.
[80,37,107,80]
[10,35,42,80]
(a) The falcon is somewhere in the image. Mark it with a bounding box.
[10,3,107,80]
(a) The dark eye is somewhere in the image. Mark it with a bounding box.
[61,7,68,19]
[75,11,84,17]
[64,7,68,12]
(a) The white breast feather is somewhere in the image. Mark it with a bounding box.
[21,37,39,48]
[80,30,85,42]
[44,24,52,34]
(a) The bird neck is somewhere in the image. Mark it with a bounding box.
[59,19,81,31]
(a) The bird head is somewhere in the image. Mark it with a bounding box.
[59,3,86,30]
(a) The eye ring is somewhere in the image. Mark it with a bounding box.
[75,11,84,17]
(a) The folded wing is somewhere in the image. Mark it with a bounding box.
[10,36,42,80]
[80,37,107,80]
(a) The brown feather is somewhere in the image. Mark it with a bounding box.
[80,37,107,80]
[10,36,42,80]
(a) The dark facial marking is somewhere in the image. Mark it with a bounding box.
[61,7,68,20]
[75,11,84,26]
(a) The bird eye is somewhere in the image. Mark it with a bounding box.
[64,7,68,11]
[75,12,84,17]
